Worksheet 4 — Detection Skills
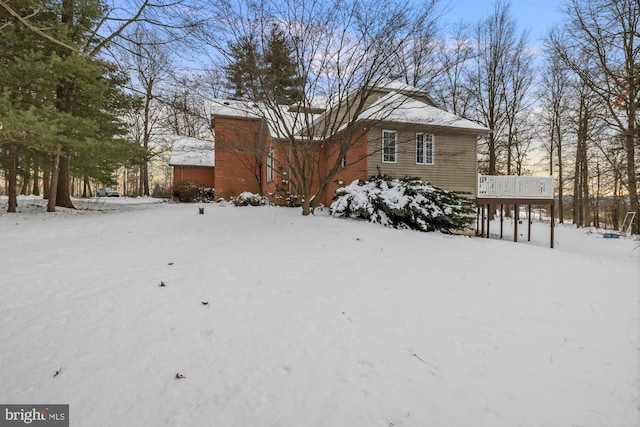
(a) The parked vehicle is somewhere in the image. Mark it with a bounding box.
[97,187,120,197]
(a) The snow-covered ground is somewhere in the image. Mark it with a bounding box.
[0,196,638,427]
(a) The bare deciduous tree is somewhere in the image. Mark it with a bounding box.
[120,25,172,196]
[551,0,640,233]
[468,0,533,177]
[539,42,571,222]
[433,21,475,117]
[206,0,446,215]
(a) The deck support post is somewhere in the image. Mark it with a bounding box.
[551,203,555,249]
[486,204,491,238]
[514,204,519,242]
[528,205,532,241]
[476,174,555,248]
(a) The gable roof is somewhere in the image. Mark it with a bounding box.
[370,79,440,107]
[211,99,324,139]
[356,92,490,133]
[169,136,215,167]
[211,81,490,139]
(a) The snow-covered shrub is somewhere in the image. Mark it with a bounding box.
[172,182,214,203]
[172,182,205,203]
[330,175,475,233]
[230,192,270,207]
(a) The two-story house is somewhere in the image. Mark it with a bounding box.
[183,81,490,207]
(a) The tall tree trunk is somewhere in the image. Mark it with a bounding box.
[593,162,601,228]
[580,136,589,226]
[488,134,497,175]
[20,156,30,195]
[612,174,621,230]
[301,200,310,215]
[123,167,127,197]
[141,77,153,197]
[506,132,513,175]
[7,144,18,213]
[573,93,590,227]
[139,164,146,197]
[32,163,40,196]
[47,154,60,212]
[573,153,582,227]
[624,130,639,233]
[82,176,92,198]
[556,128,564,223]
[573,136,586,227]
[54,0,75,209]
[56,151,74,208]
[43,164,50,199]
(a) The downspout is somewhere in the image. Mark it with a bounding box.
[259,119,266,195]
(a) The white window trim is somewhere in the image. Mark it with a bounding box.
[416,133,435,165]
[382,130,397,163]
[267,146,275,181]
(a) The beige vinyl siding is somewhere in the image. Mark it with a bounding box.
[367,125,478,197]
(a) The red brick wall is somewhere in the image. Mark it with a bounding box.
[319,129,369,206]
[262,129,370,207]
[173,166,215,188]
[214,117,267,198]
[212,116,369,206]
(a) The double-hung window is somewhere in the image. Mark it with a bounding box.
[382,130,397,163]
[340,138,347,168]
[416,133,434,165]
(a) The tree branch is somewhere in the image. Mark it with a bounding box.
[0,0,79,54]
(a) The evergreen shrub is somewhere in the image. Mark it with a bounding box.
[172,182,205,203]
[230,192,270,206]
[330,175,476,233]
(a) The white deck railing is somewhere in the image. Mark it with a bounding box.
[478,175,554,199]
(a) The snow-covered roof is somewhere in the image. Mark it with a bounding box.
[211,99,324,140]
[211,82,489,139]
[210,99,262,120]
[356,92,490,133]
[169,136,215,167]
[371,79,439,106]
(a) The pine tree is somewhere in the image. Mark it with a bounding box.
[224,27,302,104]
[263,25,303,105]
[225,34,262,101]
[0,0,131,212]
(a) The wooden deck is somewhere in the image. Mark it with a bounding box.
[477,175,554,201]
[476,175,555,248]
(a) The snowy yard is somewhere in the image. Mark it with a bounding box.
[0,196,638,427]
